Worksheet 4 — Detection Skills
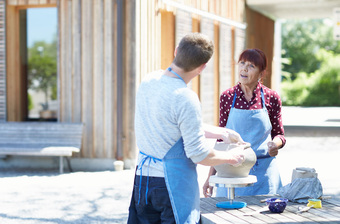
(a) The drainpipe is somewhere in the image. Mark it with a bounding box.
[116,0,124,160]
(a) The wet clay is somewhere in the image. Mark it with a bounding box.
[213,142,257,178]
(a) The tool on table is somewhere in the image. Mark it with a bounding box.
[296,206,313,213]
[296,198,322,213]
[319,196,332,200]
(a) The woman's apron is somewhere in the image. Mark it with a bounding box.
[216,88,282,196]
[128,138,200,224]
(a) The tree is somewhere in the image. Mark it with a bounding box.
[281,19,340,106]
[28,39,57,110]
[281,19,340,80]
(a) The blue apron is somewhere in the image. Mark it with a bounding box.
[216,88,282,196]
[129,138,200,224]
[163,138,200,224]
[129,69,199,223]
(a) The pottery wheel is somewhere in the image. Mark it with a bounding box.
[209,175,257,209]
[209,175,257,188]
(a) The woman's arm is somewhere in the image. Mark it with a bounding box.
[267,90,286,156]
[203,166,217,197]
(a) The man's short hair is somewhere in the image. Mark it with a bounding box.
[173,33,214,72]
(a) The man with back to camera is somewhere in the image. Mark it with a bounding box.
[128,33,246,224]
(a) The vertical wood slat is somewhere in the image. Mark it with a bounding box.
[160,9,175,70]
[123,0,136,161]
[58,0,65,120]
[135,0,141,86]
[81,0,94,157]
[103,0,114,158]
[66,0,72,121]
[234,27,245,85]
[219,24,232,92]
[93,0,104,158]
[71,0,81,123]
[150,0,155,72]
[6,6,21,121]
[111,0,118,159]
[155,2,161,71]
[213,21,219,126]
[231,27,235,86]
[191,16,200,97]
[0,0,6,121]
[200,17,214,125]
[147,1,152,72]
[175,9,192,88]
[139,1,147,80]
[175,10,192,46]
[60,0,72,122]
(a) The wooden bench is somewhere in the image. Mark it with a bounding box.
[0,122,83,173]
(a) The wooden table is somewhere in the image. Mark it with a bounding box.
[200,195,340,223]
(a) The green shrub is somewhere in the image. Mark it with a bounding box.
[281,49,340,106]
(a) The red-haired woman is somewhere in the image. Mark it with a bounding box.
[203,48,286,197]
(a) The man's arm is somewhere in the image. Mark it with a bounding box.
[202,123,245,144]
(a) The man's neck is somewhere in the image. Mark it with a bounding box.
[166,64,195,84]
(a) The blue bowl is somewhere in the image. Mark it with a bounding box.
[265,198,288,213]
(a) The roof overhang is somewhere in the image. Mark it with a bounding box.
[246,0,340,20]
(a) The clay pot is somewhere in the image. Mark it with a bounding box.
[213,142,257,178]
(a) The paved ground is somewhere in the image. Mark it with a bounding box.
[0,107,339,224]
[0,170,135,224]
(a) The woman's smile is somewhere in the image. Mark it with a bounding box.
[240,73,248,79]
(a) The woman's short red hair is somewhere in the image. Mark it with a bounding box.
[238,48,267,73]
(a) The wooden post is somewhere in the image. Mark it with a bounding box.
[6,6,22,121]
[191,16,200,97]
[160,10,175,70]
[213,21,219,126]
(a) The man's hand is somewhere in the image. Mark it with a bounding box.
[228,149,245,167]
[221,129,245,144]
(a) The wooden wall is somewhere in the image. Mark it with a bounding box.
[245,5,274,88]
[0,0,6,121]
[3,0,253,164]
[5,0,134,161]
[58,0,119,159]
[58,0,137,160]
[158,0,246,126]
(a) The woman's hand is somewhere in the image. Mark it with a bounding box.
[267,141,279,157]
[267,137,283,157]
[203,179,214,198]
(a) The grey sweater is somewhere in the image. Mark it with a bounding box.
[135,70,210,177]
